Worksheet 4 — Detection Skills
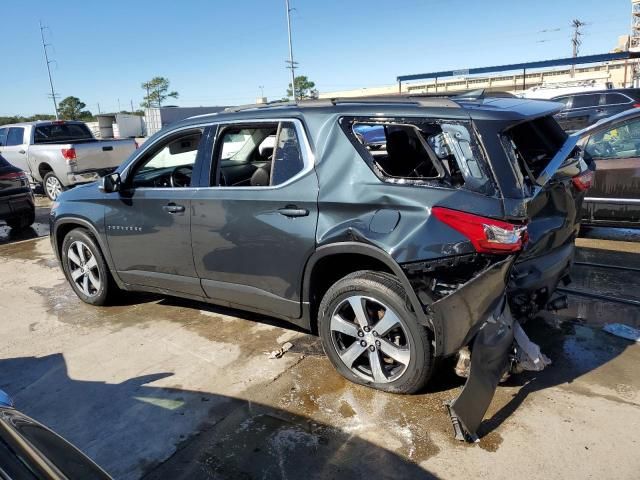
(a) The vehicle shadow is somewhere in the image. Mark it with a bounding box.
[0,354,437,480]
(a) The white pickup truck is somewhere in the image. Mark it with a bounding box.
[0,120,137,200]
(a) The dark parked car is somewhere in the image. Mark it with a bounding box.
[50,96,590,439]
[577,108,640,226]
[0,389,110,479]
[552,88,640,132]
[0,154,35,230]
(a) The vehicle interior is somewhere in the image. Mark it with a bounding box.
[131,132,202,188]
[585,118,640,159]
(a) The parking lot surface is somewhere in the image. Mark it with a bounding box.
[0,234,639,479]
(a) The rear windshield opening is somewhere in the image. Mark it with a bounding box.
[504,115,567,181]
[344,118,493,194]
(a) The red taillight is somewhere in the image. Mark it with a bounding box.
[432,207,527,254]
[53,120,66,125]
[572,170,594,191]
[0,171,26,180]
[61,148,77,161]
[633,103,640,108]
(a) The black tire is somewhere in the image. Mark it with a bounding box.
[43,171,65,201]
[318,270,433,394]
[6,208,35,230]
[61,228,117,306]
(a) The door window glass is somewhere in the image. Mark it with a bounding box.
[603,93,630,105]
[553,96,570,108]
[271,122,305,186]
[0,128,7,146]
[6,128,25,146]
[571,94,599,109]
[214,122,305,187]
[585,118,640,159]
[131,131,202,188]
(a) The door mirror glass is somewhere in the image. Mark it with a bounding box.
[100,172,121,193]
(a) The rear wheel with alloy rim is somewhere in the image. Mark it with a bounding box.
[43,172,64,200]
[61,228,116,305]
[318,270,433,394]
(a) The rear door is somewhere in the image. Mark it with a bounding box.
[191,119,318,319]
[561,94,601,132]
[582,116,640,224]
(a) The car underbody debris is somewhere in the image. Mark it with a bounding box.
[446,298,551,442]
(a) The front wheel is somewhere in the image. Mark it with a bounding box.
[43,172,65,201]
[318,270,433,394]
[61,228,117,305]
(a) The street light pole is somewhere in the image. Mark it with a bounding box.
[39,21,59,119]
[285,0,297,102]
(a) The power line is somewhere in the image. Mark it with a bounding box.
[39,21,59,119]
[571,19,586,77]
[285,0,297,101]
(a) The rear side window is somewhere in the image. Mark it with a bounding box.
[34,123,93,144]
[342,117,494,195]
[271,122,304,186]
[603,93,631,105]
[502,115,567,183]
[6,128,25,146]
[571,94,600,109]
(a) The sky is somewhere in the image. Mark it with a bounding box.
[0,0,632,116]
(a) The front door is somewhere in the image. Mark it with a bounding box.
[191,120,318,319]
[104,127,208,295]
[0,127,29,174]
[583,116,640,224]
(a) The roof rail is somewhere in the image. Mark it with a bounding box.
[224,95,459,113]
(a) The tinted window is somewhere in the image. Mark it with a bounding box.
[13,421,107,479]
[0,128,7,146]
[603,93,631,105]
[271,122,305,185]
[571,94,600,109]
[585,118,640,159]
[553,96,571,106]
[34,123,93,143]
[6,128,25,146]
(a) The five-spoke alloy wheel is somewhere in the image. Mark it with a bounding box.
[61,228,116,305]
[318,270,433,394]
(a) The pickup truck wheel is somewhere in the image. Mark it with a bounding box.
[43,172,64,200]
[61,228,115,306]
[318,270,433,394]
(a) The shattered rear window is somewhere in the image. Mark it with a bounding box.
[502,115,567,185]
[341,117,495,195]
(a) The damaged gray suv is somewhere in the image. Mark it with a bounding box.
[50,95,592,441]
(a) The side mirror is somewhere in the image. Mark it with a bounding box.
[99,172,121,193]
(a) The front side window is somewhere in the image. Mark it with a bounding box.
[0,128,8,146]
[131,130,202,188]
[585,118,640,159]
[6,128,25,146]
[214,121,305,187]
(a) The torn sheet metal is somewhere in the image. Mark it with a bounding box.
[446,298,514,442]
[447,301,553,442]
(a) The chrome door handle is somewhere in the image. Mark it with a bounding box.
[163,203,185,214]
[278,206,309,217]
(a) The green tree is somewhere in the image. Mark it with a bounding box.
[58,96,93,120]
[286,75,318,101]
[141,77,179,108]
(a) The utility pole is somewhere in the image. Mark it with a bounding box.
[571,19,586,77]
[130,99,134,112]
[39,21,59,119]
[97,102,101,114]
[285,0,298,101]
